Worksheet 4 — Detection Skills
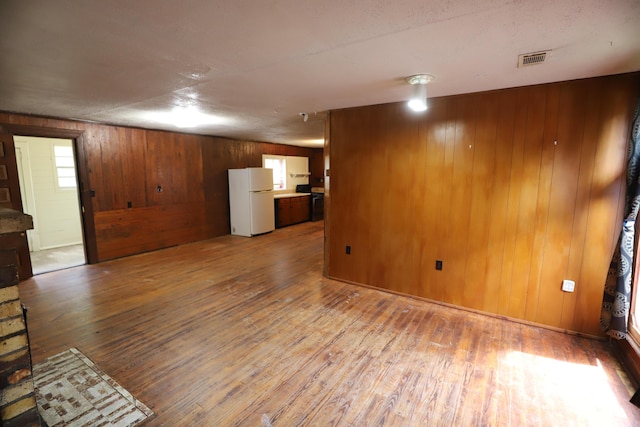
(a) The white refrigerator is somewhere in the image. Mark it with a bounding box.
[228,168,275,237]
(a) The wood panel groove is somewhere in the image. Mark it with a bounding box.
[525,83,558,323]
[483,91,517,314]
[558,83,590,329]
[463,93,499,310]
[497,88,528,316]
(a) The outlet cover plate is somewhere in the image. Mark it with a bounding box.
[562,280,575,292]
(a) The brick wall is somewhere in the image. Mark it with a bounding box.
[0,250,41,426]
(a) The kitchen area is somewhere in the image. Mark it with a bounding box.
[228,153,324,237]
[274,184,324,228]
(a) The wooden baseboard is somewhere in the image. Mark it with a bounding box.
[326,274,606,340]
[612,337,640,388]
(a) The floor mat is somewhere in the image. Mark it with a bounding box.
[32,348,153,427]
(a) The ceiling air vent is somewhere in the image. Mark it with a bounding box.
[517,51,549,68]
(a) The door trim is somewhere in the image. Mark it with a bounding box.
[0,124,98,264]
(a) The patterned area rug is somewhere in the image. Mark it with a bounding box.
[32,348,153,427]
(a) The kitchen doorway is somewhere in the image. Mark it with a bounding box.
[14,136,86,274]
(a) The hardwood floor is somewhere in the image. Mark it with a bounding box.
[19,221,640,426]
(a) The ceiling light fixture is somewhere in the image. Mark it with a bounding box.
[145,106,226,128]
[406,74,434,112]
[171,106,212,128]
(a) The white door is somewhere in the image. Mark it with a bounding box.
[14,143,39,250]
[250,191,275,235]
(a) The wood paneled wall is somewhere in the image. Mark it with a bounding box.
[0,113,322,262]
[310,149,325,188]
[327,73,639,336]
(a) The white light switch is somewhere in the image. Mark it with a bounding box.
[562,280,575,292]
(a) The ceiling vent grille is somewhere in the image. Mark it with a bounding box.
[518,51,549,68]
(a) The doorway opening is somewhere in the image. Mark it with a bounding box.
[14,135,86,274]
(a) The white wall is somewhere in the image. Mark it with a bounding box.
[14,136,83,251]
[262,154,309,193]
[285,156,310,190]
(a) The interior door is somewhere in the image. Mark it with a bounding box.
[14,143,38,250]
[0,132,33,279]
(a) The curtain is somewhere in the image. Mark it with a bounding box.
[601,95,640,339]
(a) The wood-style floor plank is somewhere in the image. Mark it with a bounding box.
[19,221,640,426]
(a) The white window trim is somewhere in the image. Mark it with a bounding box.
[262,154,287,191]
[52,144,77,191]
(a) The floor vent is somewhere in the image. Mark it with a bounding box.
[518,51,549,68]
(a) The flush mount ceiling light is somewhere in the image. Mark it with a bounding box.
[145,106,226,128]
[171,106,211,128]
[406,74,434,112]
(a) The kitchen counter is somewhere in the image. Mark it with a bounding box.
[274,192,311,199]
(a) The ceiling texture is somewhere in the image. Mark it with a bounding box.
[0,0,639,147]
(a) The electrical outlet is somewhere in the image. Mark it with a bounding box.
[435,260,443,271]
[561,280,575,292]
[346,245,351,255]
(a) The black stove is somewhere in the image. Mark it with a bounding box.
[296,184,324,221]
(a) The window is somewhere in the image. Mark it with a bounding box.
[623,233,640,387]
[53,145,77,188]
[263,155,286,190]
[628,215,640,338]
[628,213,640,354]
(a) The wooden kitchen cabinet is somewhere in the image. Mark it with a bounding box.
[277,198,292,226]
[275,195,310,228]
[290,196,309,223]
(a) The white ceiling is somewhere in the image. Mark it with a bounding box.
[0,0,639,147]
